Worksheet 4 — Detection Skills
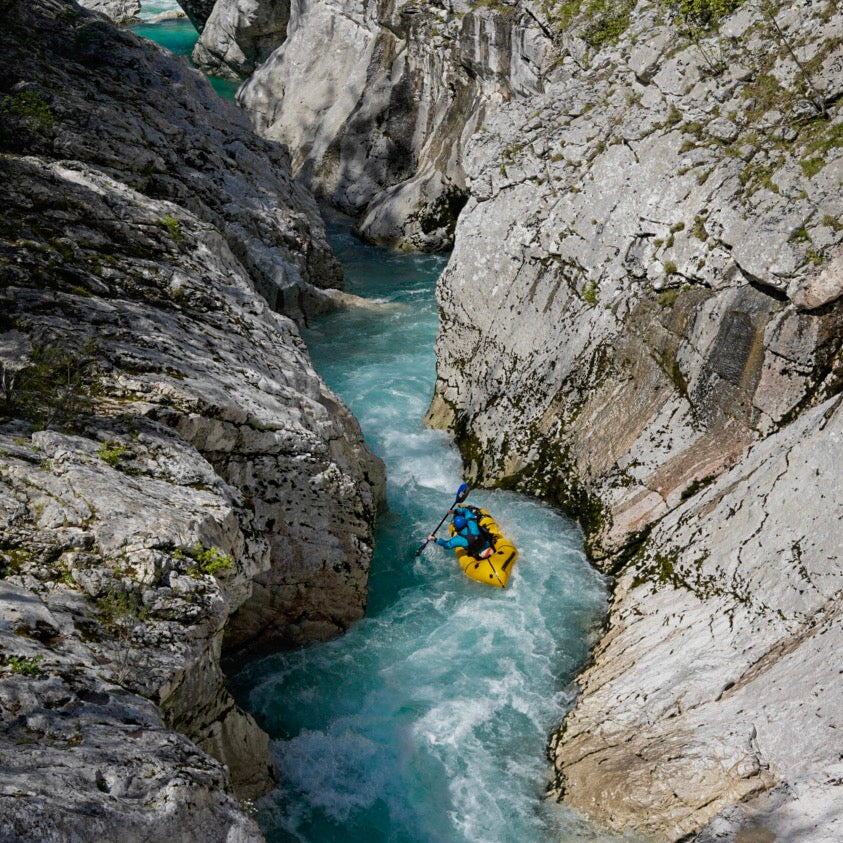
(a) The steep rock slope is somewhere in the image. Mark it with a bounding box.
[0,0,384,837]
[235,0,555,249]
[430,0,843,560]
[424,0,843,839]
[549,394,842,840]
[192,0,291,80]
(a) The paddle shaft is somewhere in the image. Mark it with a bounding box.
[415,484,469,555]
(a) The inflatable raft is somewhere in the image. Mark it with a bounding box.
[448,507,518,588]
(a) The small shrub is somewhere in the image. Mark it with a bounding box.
[663,259,678,275]
[800,157,824,178]
[581,279,599,306]
[658,289,681,307]
[660,0,743,31]
[158,214,182,242]
[665,103,683,127]
[193,545,233,577]
[97,441,129,467]
[2,654,44,676]
[174,543,234,578]
[0,341,100,430]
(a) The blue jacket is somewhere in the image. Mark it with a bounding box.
[435,507,487,551]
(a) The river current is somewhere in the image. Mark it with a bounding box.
[133,9,623,842]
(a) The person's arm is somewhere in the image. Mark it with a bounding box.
[428,533,468,550]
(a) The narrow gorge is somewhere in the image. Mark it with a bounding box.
[1,0,841,841]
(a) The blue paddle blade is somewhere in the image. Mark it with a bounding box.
[455,483,470,502]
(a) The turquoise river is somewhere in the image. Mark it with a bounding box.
[133,8,631,841]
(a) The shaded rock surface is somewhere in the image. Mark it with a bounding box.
[1,0,384,837]
[3,0,342,324]
[192,0,291,80]
[235,0,555,249]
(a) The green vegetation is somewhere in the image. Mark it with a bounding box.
[656,0,743,75]
[546,0,636,49]
[581,279,599,305]
[468,0,513,11]
[665,103,683,128]
[158,214,182,242]
[658,288,681,307]
[96,589,149,629]
[0,341,100,430]
[660,0,743,30]
[680,473,716,500]
[97,440,130,468]
[409,187,468,239]
[1,654,44,676]
[1,90,56,130]
[801,120,843,158]
[663,260,678,275]
[173,543,234,578]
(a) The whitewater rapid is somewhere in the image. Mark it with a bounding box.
[230,218,623,842]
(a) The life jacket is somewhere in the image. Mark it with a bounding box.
[456,508,496,559]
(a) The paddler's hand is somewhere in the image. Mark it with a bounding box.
[428,534,436,542]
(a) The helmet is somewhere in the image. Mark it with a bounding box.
[453,515,467,531]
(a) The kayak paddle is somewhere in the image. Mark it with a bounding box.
[415,482,470,556]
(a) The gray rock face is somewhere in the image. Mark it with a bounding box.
[237,0,555,249]
[77,0,141,23]
[3,0,342,324]
[1,578,264,843]
[193,0,291,79]
[176,0,217,31]
[1,0,385,836]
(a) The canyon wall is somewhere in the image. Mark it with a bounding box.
[233,0,555,250]
[0,0,384,838]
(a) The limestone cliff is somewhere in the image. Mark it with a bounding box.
[548,393,843,840]
[194,0,842,835]
[430,1,842,562]
[0,0,384,838]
